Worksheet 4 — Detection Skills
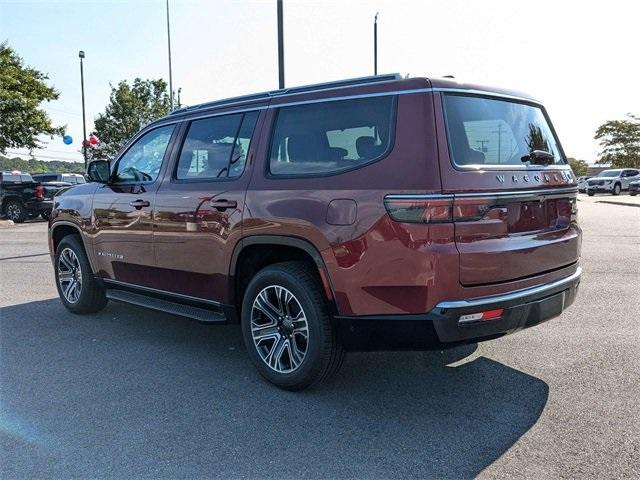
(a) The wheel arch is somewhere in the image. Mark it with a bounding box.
[229,235,337,316]
[49,221,95,272]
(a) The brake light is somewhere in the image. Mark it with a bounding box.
[458,308,504,325]
[383,196,453,224]
[35,185,45,198]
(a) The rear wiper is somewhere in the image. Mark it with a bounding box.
[521,150,555,166]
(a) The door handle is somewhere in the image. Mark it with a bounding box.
[209,199,237,211]
[129,199,150,209]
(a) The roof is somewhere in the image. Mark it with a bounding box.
[158,73,540,124]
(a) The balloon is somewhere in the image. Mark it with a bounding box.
[89,135,99,145]
[63,135,73,145]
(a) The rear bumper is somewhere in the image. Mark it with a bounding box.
[26,199,53,212]
[335,268,581,351]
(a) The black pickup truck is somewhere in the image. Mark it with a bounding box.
[0,171,58,222]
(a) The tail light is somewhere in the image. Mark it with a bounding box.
[384,195,453,224]
[35,185,45,198]
[384,195,498,224]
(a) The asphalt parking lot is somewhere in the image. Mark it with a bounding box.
[1,194,639,479]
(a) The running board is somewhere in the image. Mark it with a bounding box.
[106,289,226,323]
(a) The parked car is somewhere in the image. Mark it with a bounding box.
[586,168,640,195]
[629,180,640,196]
[577,176,591,193]
[0,171,53,222]
[32,172,86,185]
[48,74,581,390]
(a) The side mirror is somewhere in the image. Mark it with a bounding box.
[87,160,111,183]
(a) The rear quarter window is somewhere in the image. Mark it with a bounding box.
[269,96,396,177]
[443,94,565,167]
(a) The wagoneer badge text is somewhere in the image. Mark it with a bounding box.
[97,251,124,260]
[496,171,574,184]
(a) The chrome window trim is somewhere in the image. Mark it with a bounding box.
[436,267,581,309]
[432,87,540,104]
[268,88,431,109]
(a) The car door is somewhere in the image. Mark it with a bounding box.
[152,108,263,301]
[92,123,178,286]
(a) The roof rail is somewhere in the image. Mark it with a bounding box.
[170,73,402,116]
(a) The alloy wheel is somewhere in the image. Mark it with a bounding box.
[250,285,309,373]
[6,203,21,221]
[58,248,83,303]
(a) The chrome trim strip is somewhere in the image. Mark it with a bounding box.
[385,187,577,201]
[432,87,540,104]
[172,105,268,123]
[453,187,578,198]
[436,267,581,310]
[384,194,454,200]
[269,88,432,109]
[166,86,545,120]
[102,279,222,306]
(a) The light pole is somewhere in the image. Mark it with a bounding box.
[79,50,87,167]
[374,12,378,75]
[277,0,285,89]
[166,0,174,110]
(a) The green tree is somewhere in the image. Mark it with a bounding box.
[0,154,84,173]
[0,42,65,154]
[594,114,640,168]
[567,157,589,176]
[90,78,171,160]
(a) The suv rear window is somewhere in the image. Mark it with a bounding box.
[269,96,396,176]
[443,94,565,167]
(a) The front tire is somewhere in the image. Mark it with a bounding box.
[613,183,621,195]
[588,191,595,196]
[241,261,344,391]
[4,200,26,223]
[55,235,108,314]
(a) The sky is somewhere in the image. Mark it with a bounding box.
[1,0,639,164]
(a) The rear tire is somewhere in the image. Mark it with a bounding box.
[55,235,108,314]
[631,192,637,196]
[613,183,621,195]
[241,261,344,391]
[4,200,26,223]
[588,192,595,196]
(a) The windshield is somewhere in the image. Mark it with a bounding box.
[443,94,565,167]
[597,170,621,177]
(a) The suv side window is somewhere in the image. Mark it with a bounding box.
[113,125,175,184]
[269,96,395,176]
[175,111,259,181]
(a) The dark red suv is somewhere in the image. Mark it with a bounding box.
[49,74,581,390]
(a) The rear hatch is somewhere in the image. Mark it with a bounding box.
[439,92,580,286]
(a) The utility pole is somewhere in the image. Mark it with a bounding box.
[492,124,504,162]
[277,0,285,89]
[166,0,174,110]
[374,12,378,75]
[78,50,87,168]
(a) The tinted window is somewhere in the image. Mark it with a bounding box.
[114,125,174,183]
[2,174,20,182]
[269,96,395,176]
[443,95,564,166]
[176,111,258,180]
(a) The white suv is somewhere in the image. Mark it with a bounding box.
[586,169,640,196]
